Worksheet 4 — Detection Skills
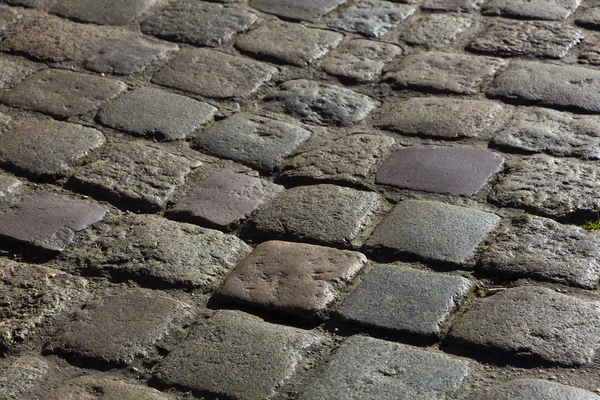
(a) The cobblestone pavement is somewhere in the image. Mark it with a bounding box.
[3,0,600,399]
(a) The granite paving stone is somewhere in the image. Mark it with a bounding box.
[385,52,506,95]
[338,265,472,337]
[467,20,583,59]
[328,0,415,38]
[1,69,126,119]
[472,379,600,400]
[152,48,277,99]
[49,0,157,25]
[98,86,217,141]
[482,0,580,20]
[167,170,283,230]
[0,174,20,208]
[47,376,174,400]
[263,79,378,126]
[0,356,49,400]
[447,286,600,366]
[0,191,106,252]
[141,1,257,47]
[421,0,483,12]
[214,240,367,321]
[320,39,403,83]
[364,200,501,266]
[0,54,44,89]
[153,310,323,400]
[576,8,600,30]
[300,335,469,400]
[375,147,504,197]
[393,13,474,49]
[235,21,343,67]
[245,184,382,248]
[249,0,346,22]
[0,120,105,180]
[68,142,196,212]
[0,5,21,37]
[191,113,311,172]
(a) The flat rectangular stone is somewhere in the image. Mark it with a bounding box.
[50,0,157,25]
[474,379,600,400]
[47,376,174,400]
[421,0,482,12]
[249,0,346,22]
[0,54,43,89]
[392,13,474,49]
[482,0,580,20]
[328,0,415,38]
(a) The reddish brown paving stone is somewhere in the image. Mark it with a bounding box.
[249,0,347,22]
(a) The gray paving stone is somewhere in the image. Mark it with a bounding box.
[393,13,474,49]
[214,240,367,321]
[576,8,600,30]
[0,54,44,89]
[47,376,174,400]
[0,6,21,37]
[0,174,20,208]
[377,97,509,139]
[472,379,600,400]
[167,170,283,229]
[489,155,600,219]
[98,86,216,141]
[49,0,157,25]
[320,39,403,83]
[491,107,600,159]
[141,1,257,47]
[376,147,504,197]
[385,52,506,95]
[152,48,277,99]
[249,0,346,22]
[364,200,500,266]
[578,44,600,66]
[1,69,126,119]
[153,310,323,400]
[339,265,472,337]
[192,113,310,172]
[0,356,49,400]
[0,0,54,7]
[329,0,415,38]
[0,191,106,252]
[487,61,600,113]
[300,335,469,400]
[482,0,580,20]
[467,21,583,59]
[263,79,378,126]
[68,142,196,212]
[235,20,342,67]
[447,286,600,366]
[0,120,105,180]
[421,0,483,12]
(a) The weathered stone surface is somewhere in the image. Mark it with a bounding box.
[152,48,277,99]
[235,21,342,67]
[576,8,600,30]
[0,120,105,180]
[393,13,474,49]
[1,69,126,119]
[385,52,505,95]
[0,54,44,89]
[376,147,504,197]
[154,310,323,400]
[0,174,21,208]
[214,240,367,321]
[578,44,600,66]
[98,86,216,141]
[263,79,378,126]
[320,39,403,82]
[167,170,283,229]
[473,379,600,400]
[192,113,310,172]
[329,0,415,38]
[421,0,482,12]
[47,289,195,366]
[0,5,21,37]
[0,356,49,400]
[467,21,583,59]
[1,0,54,7]
[68,143,195,212]
[249,0,346,22]
[339,266,472,337]
[489,155,600,219]
[47,376,174,400]
[364,200,501,266]
[246,184,381,248]
[377,97,509,139]
[141,1,257,47]
[0,191,106,252]
[482,0,580,20]
[300,335,469,400]
[50,0,157,25]
[447,286,600,366]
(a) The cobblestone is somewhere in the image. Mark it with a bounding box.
[249,0,346,22]
[49,0,157,25]
[576,7,600,30]
[0,5,21,36]
[473,379,600,400]
[47,376,174,400]
[0,54,43,89]
[328,0,415,38]
[393,13,474,49]
[578,44,600,66]
[0,174,20,208]
[481,0,580,20]
[421,0,483,13]
[0,356,49,400]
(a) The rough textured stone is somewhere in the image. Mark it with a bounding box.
[0,191,106,252]
[365,200,500,266]
[249,0,346,22]
[192,113,310,172]
[235,21,342,67]
[167,170,283,230]
[376,147,504,197]
[394,13,474,49]
[447,286,600,366]
[49,0,157,25]
[1,69,126,119]
[141,1,257,47]
[98,87,216,141]
[473,379,600,400]
[385,52,505,95]
[578,44,600,66]
[0,55,42,89]
[329,0,415,38]
[0,120,105,180]
[300,335,469,400]
[154,310,323,400]
[246,184,381,248]
[214,240,367,321]
[263,79,378,126]
[421,0,483,12]
[0,5,21,37]
[482,0,580,20]
[0,174,21,208]
[320,39,403,83]
[47,376,173,400]
[1,0,54,7]
[152,48,277,99]
[0,356,49,400]
[47,289,195,366]
[467,21,583,59]
[68,143,196,212]
[576,8,600,30]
